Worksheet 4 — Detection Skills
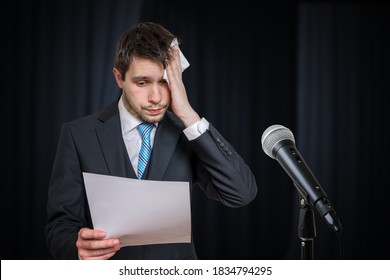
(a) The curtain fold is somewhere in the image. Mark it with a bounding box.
[297,3,390,259]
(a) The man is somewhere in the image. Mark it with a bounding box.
[46,22,258,260]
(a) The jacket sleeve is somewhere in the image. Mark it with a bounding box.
[189,124,258,207]
[45,123,89,260]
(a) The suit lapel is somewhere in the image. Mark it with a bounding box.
[146,112,183,180]
[95,100,136,178]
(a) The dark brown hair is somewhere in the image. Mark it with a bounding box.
[114,22,178,80]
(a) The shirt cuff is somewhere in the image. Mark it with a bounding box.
[183,117,210,140]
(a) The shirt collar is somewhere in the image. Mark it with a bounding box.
[118,95,141,135]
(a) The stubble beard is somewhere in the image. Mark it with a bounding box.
[122,94,168,124]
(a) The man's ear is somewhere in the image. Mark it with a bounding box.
[113,68,124,88]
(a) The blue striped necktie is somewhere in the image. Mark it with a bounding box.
[137,123,154,179]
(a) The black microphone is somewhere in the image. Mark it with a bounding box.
[261,124,342,234]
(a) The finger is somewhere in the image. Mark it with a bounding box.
[79,245,120,260]
[174,48,182,71]
[169,46,181,71]
[77,237,120,250]
[79,228,106,240]
[166,54,182,86]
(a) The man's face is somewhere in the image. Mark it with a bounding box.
[113,56,171,123]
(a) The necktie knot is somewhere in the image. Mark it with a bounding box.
[137,123,155,179]
[138,123,154,138]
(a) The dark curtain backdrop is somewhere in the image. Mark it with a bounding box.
[3,0,389,260]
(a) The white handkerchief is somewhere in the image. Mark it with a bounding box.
[163,38,190,81]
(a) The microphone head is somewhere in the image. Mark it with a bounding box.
[261,124,295,159]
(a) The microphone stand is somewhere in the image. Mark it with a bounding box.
[297,196,316,260]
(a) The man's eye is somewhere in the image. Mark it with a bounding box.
[137,81,146,86]
[160,79,168,84]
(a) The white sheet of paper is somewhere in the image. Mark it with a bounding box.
[82,172,191,247]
